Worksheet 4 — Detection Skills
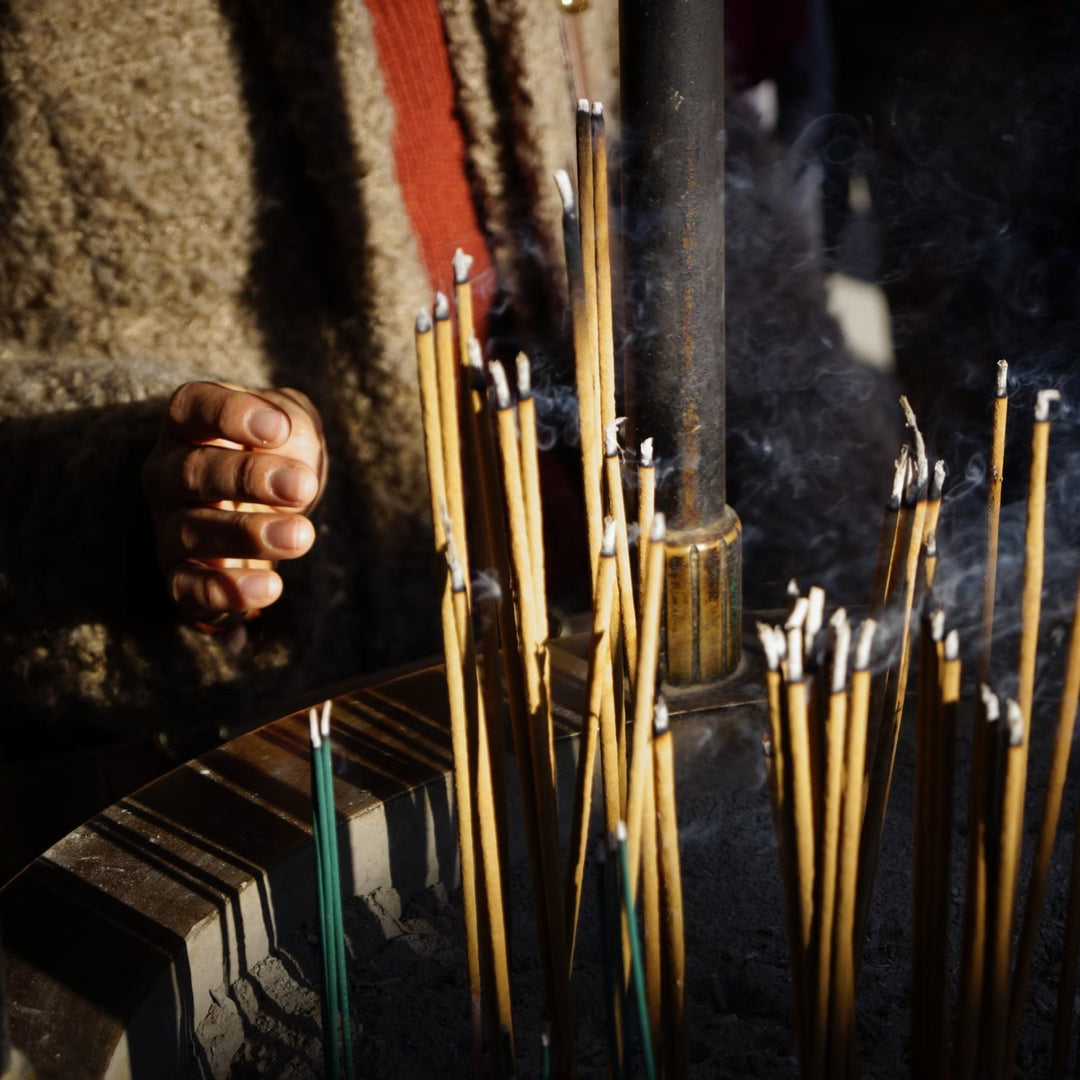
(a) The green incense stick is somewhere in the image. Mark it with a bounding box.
[617,822,657,1080]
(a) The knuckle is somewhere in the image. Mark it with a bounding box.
[167,382,197,427]
[239,453,264,501]
[179,447,205,497]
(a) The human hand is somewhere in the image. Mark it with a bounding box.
[142,382,327,624]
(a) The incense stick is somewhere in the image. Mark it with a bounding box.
[605,420,639,689]
[1007,561,1080,1066]
[516,354,548,646]
[591,102,618,439]
[638,439,655,613]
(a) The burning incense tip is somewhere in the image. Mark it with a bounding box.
[466,334,484,372]
[654,696,670,735]
[434,291,450,321]
[930,609,946,642]
[446,544,466,593]
[785,596,809,632]
[996,359,1009,397]
[758,622,781,671]
[890,446,910,508]
[416,308,432,334]
[899,395,929,491]
[516,352,532,399]
[787,628,805,682]
[930,459,946,501]
[855,618,877,670]
[592,101,604,117]
[616,820,629,843]
[603,418,625,459]
[806,586,826,643]
[1035,388,1062,422]
[554,169,575,213]
[640,437,654,468]
[831,611,851,694]
[452,248,473,285]
[787,578,801,601]
[308,708,322,748]
[925,533,938,559]
[980,683,1000,722]
[577,98,590,114]
[1005,698,1025,746]
[650,512,666,543]
[602,516,618,557]
[489,360,512,410]
[320,698,331,738]
[945,629,959,661]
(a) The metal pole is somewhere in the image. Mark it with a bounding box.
[621,0,741,684]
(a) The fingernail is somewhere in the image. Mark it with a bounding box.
[269,467,317,504]
[247,407,288,445]
[238,572,282,605]
[264,518,314,552]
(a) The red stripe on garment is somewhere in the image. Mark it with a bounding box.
[365,0,494,339]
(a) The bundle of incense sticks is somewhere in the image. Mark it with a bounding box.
[414,148,687,1073]
[761,371,1080,1079]
[308,700,356,1080]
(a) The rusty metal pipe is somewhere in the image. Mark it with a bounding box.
[621,0,741,685]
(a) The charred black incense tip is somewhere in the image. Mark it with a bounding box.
[996,359,1009,398]
[854,618,877,671]
[640,437,654,468]
[604,418,625,459]
[434,291,450,321]
[654,696,670,735]
[416,308,433,335]
[945,629,960,662]
[930,459,946,501]
[516,352,532,400]
[554,169,576,215]
[1006,698,1025,746]
[602,516,618,558]
[830,609,851,695]
[1035,388,1061,422]
[489,360,512,411]
[452,248,473,286]
[980,683,1000,722]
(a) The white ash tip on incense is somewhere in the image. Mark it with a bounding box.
[602,516,617,557]
[577,98,590,114]
[786,628,804,681]
[650,512,666,543]
[806,586,826,638]
[640,437,654,467]
[466,334,484,372]
[434,291,450,321]
[592,101,604,117]
[1035,388,1062,422]
[925,533,938,559]
[489,360,512,410]
[890,445,910,508]
[854,618,876,671]
[554,169,575,213]
[930,609,945,642]
[831,611,851,694]
[604,417,625,458]
[980,683,1000,722]
[654,696,670,735]
[452,248,473,285]
[775,626,788,662]
[308,708,322,749]
[616,819,629,843]
[899,395,929,491]
[446,544,466,593]
[757,622,780,671]
[945,629,959,661]
[787,578,801,600]
[785,596,809,632]
[996,358,1009,397]
[516,352,532,399]
[541,1029,551,1049]
[1006,698,1024,746]
[931,459,946,500]
[320,698,332,739]
[416,308,432,334]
